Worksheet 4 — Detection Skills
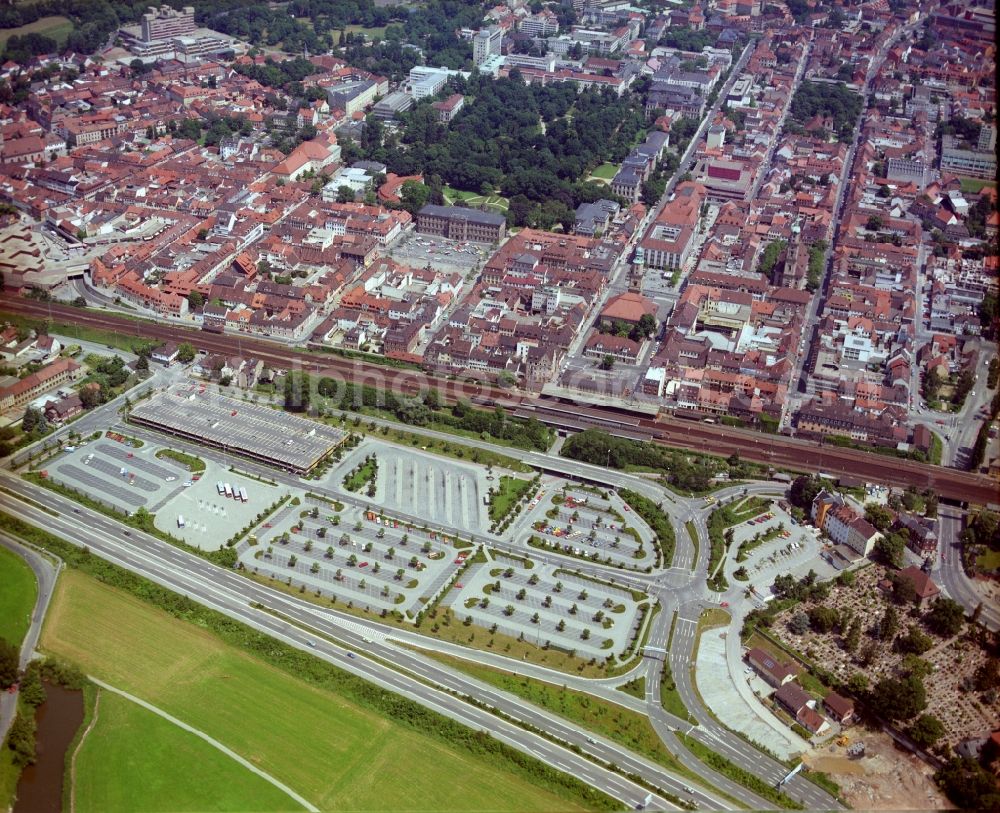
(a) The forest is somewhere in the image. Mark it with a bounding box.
[788,80,863,142]
[351,73,649,227]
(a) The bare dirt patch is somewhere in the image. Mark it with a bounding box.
[804,729,954,810]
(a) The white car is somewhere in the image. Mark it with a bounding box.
[165,476,176,482]
[183,481,193,487]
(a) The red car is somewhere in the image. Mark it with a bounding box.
[359,562,369,568]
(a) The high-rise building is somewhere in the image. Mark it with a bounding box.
[473,27,503,67]
[140,5,196,43]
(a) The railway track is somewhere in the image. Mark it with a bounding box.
[5,297,996,503]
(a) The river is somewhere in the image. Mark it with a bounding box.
[14,682,85,813]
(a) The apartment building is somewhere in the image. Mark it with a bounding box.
[0,358,83,413]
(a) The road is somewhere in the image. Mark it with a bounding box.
[0,534,61,745]
[0,429,841,809]
[934,504,1000,631]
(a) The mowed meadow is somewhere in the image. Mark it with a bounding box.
[41,570,589,812]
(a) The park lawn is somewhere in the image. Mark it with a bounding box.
[442,185,479,204]
[488,475,533,522]
[41,571,585,813]
[0,15,73,49]
[590,163,618,180]
[0,545,37,648]
[345,24,386,40]
[976,548,1000,572]
[73,690,301,813]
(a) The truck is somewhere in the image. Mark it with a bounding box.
[177,515,185,528]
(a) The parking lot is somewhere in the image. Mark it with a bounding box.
[329,440,489,533]
[442,550,646,661]
[723,500,839,598]
[240,503,464,615]
[46,437,187,513]
[156,463,285,550]
[523,487,657,570]
[387,232,488,273]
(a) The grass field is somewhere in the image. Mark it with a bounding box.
[0,15,73,50]
[73,690,301,813]
[0,545,37,648]
[345,24,387,40]
[590,163,618,181]
[441,186,510,212]
[959,177,996,195]
[41,571,588,812]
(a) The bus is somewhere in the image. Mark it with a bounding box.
[224,483,232,498]
[239,487,248,503]
[217,481,225,494]
[177,515,185,528]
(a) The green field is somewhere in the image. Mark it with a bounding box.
[589,163,618,181]
[0,15,73,50]
[0,545,37,648]
[345,24,387,40]
[41,571,590,812]
[441,186,510,212]
[959,177,997,195]
[488,475,532,522]
[73,690,302,813]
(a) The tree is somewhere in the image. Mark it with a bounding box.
[890,571,917,605]
[808,605,838,633]
[0,637,18,688]
[973,658,1000,692]
[336,185,356,203]
[284,370,311,412]
[176,343,196,363]
[21,406,44,434]
[896,625,933,655]
[864,503,894,531]
[875,532,906,568]
[935,757,1000,810]
[79,385,103,409]
[878,605,899,641]
[844,618,861,652]
[135,355,149,373]
[187,291,204,310]
[599,354,614,370]
[788,611,810,635]
[399,180,430,215]
[789,475,823,509]
[925,597,965,637]
[907,714,944,747]
[870,674,926,721]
